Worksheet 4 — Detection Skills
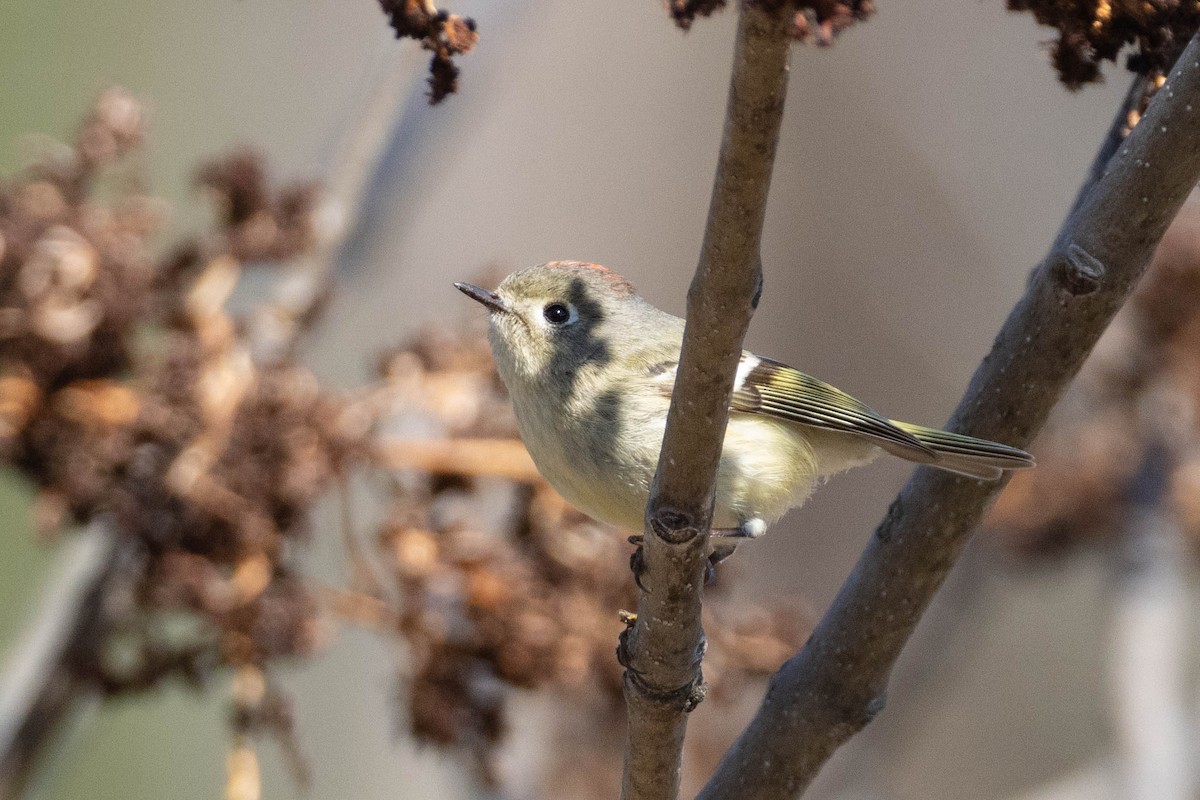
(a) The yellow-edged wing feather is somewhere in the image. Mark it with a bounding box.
[647,354,1034,480]
[729,356,938,463]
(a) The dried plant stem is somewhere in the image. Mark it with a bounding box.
[374,438,540,481]
[698,32,1200,800]
[316,583,401,631]
[0,524,119,797]
[252,56,419,364]
[620,4,791,800]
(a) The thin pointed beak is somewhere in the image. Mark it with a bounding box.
[454,282,511,314]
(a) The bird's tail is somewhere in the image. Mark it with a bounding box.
[887,421,1035,480]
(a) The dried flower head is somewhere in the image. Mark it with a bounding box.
[666,0,874,43]
[1009,0,1200,90]
[377,0,479,103]
[0,92,368,787]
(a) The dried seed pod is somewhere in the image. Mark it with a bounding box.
[1009,0,1200,90]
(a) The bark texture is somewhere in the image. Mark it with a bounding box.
[698,33,1200,800]
[620,4,792,799]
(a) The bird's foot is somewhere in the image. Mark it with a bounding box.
[705,541,739,585]
[709,518,767,539]
[629,531,747,587]
[628,536,647,592]
[616,624,637,671]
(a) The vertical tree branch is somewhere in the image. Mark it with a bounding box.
[699,33,1200,800]
[620,4,792,800]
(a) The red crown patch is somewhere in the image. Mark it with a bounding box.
[544,260,635,295]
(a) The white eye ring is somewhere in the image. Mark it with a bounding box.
[542,302,577,326]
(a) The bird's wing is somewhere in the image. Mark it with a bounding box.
[731,356,937,460]
[646,353,936,461]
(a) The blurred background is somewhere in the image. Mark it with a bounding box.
[1,2,1195,799]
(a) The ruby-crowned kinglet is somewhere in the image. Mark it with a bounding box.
[456,261,1034,542]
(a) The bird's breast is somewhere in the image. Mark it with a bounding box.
[507,380,660,531]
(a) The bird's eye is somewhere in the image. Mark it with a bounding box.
[543,303,571,325]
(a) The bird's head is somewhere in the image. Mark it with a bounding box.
[455,261,646,389]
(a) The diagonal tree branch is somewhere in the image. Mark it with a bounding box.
[0,524,120,798]
[1065,75,1148,219]
[619,4,792,800]
[698,32,1200,800]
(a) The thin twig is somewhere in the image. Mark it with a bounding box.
[374,437,540,482]
[315,582,402,632]
[619,4,792,800]
[338,478,388,598]
[0,524,119,797]
[699,33,1200,800]
[250,54,418,364]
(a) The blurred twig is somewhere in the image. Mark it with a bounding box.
[619,4,791,800]
[0,523,120,796]
[250,58,416,364]
[699,31,1200,800]
[374,437,539,482]
[1001,447,1198,800]
[1110,447,1195,800]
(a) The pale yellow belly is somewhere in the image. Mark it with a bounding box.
[516,402,878,534]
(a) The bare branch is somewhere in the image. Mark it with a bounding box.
[699,32,1200,800]
[1065,75,1148,218]
[374,437,540,481]
[619,4,792,800]
[0,524,119,796]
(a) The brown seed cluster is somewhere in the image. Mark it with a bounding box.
[1008,0,1200,90]
[666,0,875,45]
[989,200,1200,555]
[377,0,479,103]
[375,329,807,787]
[0,90,361,701]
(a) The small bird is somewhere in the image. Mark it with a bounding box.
[456,261,1033,544]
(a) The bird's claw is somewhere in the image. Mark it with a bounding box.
[629,541,648,592]
[616,625,638,671]
[705,541,738,585]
